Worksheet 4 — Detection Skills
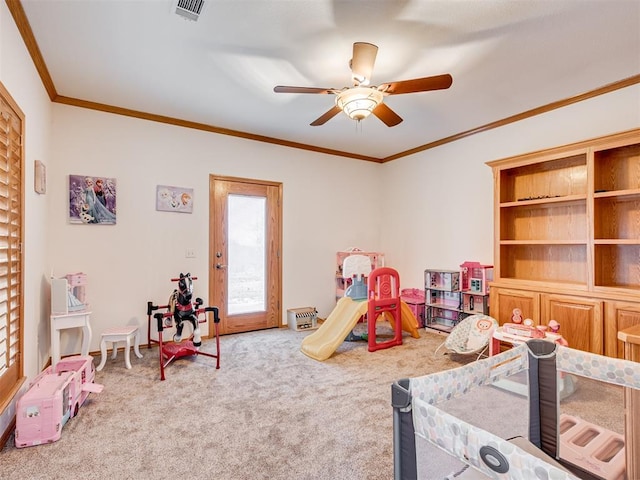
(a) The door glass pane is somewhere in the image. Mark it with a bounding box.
[227,194,266,315]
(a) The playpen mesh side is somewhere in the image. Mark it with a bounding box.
[554,345,639,480]
[409,343,528,404]
[393,341,640,480]
[392,378,417,480]
[394,343,581,480]
[555,346,640,390]
[412,398,576,479]
[526,340,559,458]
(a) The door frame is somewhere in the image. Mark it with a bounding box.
[208,174,283,336]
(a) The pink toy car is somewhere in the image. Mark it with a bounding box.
[14,355,103,448]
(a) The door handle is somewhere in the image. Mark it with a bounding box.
[216,263,227,269]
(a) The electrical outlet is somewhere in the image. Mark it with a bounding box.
[185,249,195,258]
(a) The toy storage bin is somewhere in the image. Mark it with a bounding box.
[401,288,425,327]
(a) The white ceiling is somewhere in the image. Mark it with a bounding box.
[18,0,640,160]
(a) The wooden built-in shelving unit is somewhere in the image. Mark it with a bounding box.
[487,128,640,357]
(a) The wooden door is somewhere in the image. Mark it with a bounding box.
[605,301,640,358]
[209,176,282,335]
[541,294,603,354]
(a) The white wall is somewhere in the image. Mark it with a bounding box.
[0,3,53,436]
[381,85,640,289]
[2,0,639,442]
[48,105,382,355]
[49,84,640,357]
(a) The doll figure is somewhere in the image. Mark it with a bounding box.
[548,319,560,333]
[511,308,523,324]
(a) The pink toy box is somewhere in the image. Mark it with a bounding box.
[401,288,425,328]
[15,355,103,448]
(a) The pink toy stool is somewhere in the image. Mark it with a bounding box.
[96,326,143,371]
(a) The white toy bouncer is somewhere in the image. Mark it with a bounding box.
[434,314,498,361]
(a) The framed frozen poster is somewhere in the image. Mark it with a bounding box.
[69,175,117,224]
[156,185,193,213]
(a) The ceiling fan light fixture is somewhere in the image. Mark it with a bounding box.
[273,42,452,127]
[335,87,383,121]
[351,72,370,86]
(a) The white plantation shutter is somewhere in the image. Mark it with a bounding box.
[0,82,24,409]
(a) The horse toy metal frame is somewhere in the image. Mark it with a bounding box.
[147,273,221,381]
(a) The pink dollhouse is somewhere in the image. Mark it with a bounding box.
[459,261,493,295]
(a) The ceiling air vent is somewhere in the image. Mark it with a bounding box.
[174,0,204,21]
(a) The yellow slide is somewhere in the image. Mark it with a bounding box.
[301,297,369,361]
[300,298,421,361]
[380,302,421,339]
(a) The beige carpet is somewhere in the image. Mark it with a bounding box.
[0,326,622,480]
[1,326,472,480]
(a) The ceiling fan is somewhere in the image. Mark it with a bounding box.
[274,42,453,127]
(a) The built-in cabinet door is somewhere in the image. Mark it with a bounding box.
[490,288,540,325]
[617,325,640,480]
[541,294,603,354]
[605,302,640,358]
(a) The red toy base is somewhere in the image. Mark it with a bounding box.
[162,341,198,359]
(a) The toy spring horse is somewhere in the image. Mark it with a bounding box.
[147,273,221,381]
[167,273,202,347]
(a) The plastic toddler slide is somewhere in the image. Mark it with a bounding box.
[403,302,421,338]
[300,297,421,361]
[382,301,421,339]
[301,297,369,361]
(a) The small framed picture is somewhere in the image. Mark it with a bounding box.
[156,185,194,213]
[34,160,46,194]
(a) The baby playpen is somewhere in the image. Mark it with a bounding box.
[391,339,639,480]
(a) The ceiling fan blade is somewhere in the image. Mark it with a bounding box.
[350,42,378,86]
[372,103,403,127]
[274,86,336,94]
[310,106,342,126]
[378,74,453,95]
